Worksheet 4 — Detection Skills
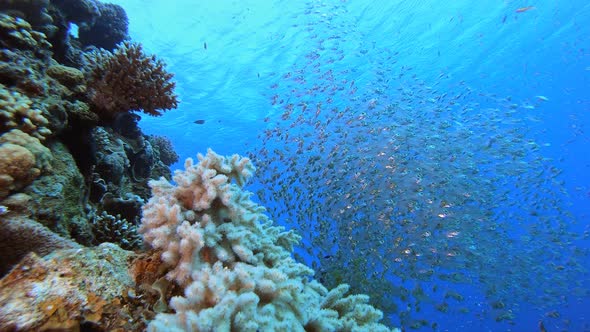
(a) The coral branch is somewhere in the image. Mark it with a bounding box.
[85,42,178,118]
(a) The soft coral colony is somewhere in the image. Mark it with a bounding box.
[141,149,391,331]
[0,0,395,331]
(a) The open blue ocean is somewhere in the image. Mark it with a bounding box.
[104,0,590,331]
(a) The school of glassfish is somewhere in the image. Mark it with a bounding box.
[247,1,587,329]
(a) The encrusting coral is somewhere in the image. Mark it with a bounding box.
[84,41,178,118]
[0,243,135,330]
[0,213,80,275]
[140,149,394,331]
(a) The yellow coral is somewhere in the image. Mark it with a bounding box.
[0,129,52,172]
[46,64,86,93]
[0,143,37,198]
[0,129,52,198]
[0,83,51,140]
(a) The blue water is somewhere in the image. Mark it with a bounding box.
[110,0,590,330]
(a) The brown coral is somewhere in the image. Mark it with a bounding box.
[46,64,86,93]
[0,143,36,198]
[0,214,80,275]
[149,134,179,166]
[85,41,178,118]
[0,129,52,199]
[0,129,52,172]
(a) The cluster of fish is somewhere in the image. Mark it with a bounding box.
[248,1,588,329]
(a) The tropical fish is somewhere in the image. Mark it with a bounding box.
[539,320,547,332]
[193,119,206,124]
[536,95,549,101]
[516,6,535,13]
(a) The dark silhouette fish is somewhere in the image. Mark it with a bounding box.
[194,119,205,124]
[539,320,547,332]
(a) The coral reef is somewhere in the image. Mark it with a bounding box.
[0,0,174,272]
[0,83,51,139]
[0,129,52,199]
[79,2,129,51]
[92,211,143,250]
[85,41,178,118]
[0,0,56,40]
[88,124,171,206]
[140,149,392,331]
[0,13,52,95]
[0,211,80,275]
[0,2,397,331]
[149,134,179,166]
[46,63,86,94]
[0,244,135,330]
[0,142,36,198]
[24,141,91,242]
[50,0,100,28]
[0,11,52,54]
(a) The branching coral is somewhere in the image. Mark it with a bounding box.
[92,211,142,250]
[0,12,52,51]
[149,135,179,166]
[140,149,394,331]
[85,41,178,118]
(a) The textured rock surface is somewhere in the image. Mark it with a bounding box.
[0,244,134,330]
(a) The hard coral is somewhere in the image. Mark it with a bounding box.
[0,214,80,276]
[0,143,36,198]
[78,2,129,51]
[85,42,178,118]
[0,83,51,139]
[0,129,52,199]
[0,0,56,39]
[149,135,179,166]
[50,0,100,28]
[0,12,52,52]
[92,211,142,250]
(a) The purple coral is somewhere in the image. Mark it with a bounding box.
[86,42,178,118]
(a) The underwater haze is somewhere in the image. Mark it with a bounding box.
[111,0,590,331]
